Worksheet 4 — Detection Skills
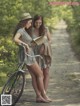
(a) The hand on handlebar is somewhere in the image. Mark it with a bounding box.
[24,44,31,52]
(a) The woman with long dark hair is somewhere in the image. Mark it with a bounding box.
[13,13,51,102]
[32,15,52,92]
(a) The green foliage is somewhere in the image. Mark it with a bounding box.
[0,36,18,73]
[0,0,80,88]
[66,0,80,50]
[0,0,54,89]
[0,0,24,35]
[0,0,53,36]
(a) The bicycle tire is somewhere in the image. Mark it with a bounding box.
[1,71,25,106]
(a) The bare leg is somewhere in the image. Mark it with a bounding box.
[42,67,52,102]
[29,70,43,101]
[43,67,49,92]
[27,62,51,102]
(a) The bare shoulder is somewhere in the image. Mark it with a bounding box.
[45,26,50,33]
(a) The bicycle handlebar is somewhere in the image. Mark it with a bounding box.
[20,44,43,60]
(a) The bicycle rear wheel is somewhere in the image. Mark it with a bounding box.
[1,71,25,106]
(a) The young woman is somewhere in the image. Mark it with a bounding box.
[13,13,51,102]
[32,15,52,92]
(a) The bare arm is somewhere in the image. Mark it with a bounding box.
[14,33,30,50]
[46,28,52,44]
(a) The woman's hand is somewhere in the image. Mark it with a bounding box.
[25,43,31,52]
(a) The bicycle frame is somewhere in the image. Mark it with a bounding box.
[18,44,43,69]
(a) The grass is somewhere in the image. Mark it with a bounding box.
[0,72,8,93]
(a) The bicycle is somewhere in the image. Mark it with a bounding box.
[1,45,43,106]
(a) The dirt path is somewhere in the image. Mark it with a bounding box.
[16,20,80,106]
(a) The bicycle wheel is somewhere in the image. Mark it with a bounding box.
[1,71,25,106]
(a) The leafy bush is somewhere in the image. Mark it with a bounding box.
[0,36,18,73]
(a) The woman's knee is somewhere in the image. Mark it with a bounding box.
[29,62,43,78]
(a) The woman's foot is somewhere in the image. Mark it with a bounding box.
[46,97,52,102]
[36,96,50,103]
[42,94,52,102]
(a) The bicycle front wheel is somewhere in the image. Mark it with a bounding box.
[1,71,25,106]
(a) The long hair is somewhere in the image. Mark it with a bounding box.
[33,15,45,36]
[13,18,32,37]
